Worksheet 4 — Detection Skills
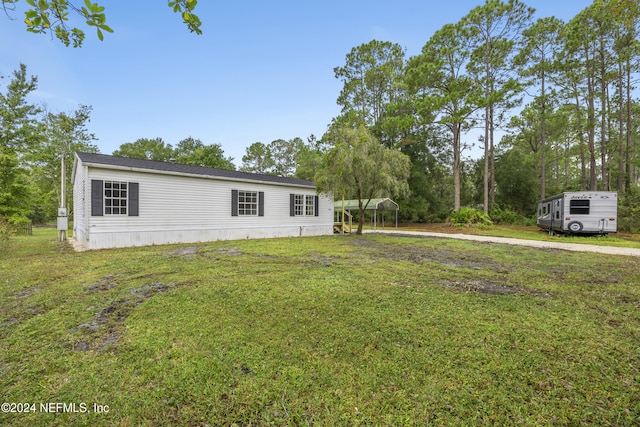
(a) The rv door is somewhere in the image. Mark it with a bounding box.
[553,199,562,230]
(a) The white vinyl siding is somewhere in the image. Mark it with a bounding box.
[72,163,88,242]
[76,161,333,249]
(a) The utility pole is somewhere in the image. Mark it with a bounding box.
[57,152,68,241]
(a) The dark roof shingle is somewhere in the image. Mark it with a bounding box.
[76,152,315,188]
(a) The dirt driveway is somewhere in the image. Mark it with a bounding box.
[365,229,640,257]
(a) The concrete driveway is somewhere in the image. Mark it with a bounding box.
[366,229,640,257]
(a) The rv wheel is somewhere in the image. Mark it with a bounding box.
[567,221,583,233]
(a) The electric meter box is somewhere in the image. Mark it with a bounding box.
[57,208,68,231]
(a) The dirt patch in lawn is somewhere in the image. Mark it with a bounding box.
[197,246,244,259]
[73,281,179,353]
[167,246,199,258]
[436,279,550,297]
[12,286,40,300]
[350,237,554,297]
[85,274,119,292]
[351,237,512,273]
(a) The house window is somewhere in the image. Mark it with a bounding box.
[231,190,264,216]
[294,194,304,216]
[570,199,590,215]
[238,191,258,216]
[290,194,319,217]
[91,180,138,217]
[104,181,128,215]
[305,195,315,216]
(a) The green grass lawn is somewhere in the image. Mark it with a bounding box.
[1,229,639,426]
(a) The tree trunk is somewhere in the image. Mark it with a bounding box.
[575,93,587,191]
[356,189,364,235]
[617,61,625,193]
[540,72,547,200]
[625,57,632,191]
[483,104,489,214]
[598,39,608,191]
[356,206,365,235]
[483,39,490,215]
[586,50,598,191]
[453,123,461,211]
[489,102,495,208]
[564,137,570,189]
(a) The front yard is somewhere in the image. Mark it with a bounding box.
[1,229,638,425]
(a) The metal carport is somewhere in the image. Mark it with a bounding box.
[334,198,399,231]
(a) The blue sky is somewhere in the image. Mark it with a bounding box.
[1,1,593,166]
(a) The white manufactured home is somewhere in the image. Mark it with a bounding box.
[71,152,334,250]
[536,191,618,235]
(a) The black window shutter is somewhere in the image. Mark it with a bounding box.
[290,194,295,216]
[91,180,103,216]
[231,190,238,216]
[314,195,319,217]
[128,182,139,216]
[258,192,264,216]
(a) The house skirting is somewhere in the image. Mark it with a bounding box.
[77,224,333,250]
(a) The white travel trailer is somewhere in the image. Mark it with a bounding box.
[537,191,618,235]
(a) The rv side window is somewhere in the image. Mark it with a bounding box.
[569,199,590,215]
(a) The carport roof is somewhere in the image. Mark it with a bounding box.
[334,198,399,211]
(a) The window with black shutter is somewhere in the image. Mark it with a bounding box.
[91,179,139,216]
[232,189,263,216]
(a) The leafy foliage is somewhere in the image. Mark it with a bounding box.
[493,146,539,214]
[333,40,405,127]
[113,137,174,162]
[0,151,35,222]
[173,137,235,170]
[315,126,410,234]
[618,186,640,233]
[405,22,480,211]
[36,105,99,215]
[0,64,41,224]
[489,205,532,226]
[241,137,317,178]
[241,142,274,174]
[0,64,99,225]
[113,137,235,170]
[269,137,304,177]
[2,0,201,47]
[449,207,493,227]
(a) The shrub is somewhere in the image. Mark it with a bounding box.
[489,205,530,226]
[618,187,640,233]
[449,207,493,228]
